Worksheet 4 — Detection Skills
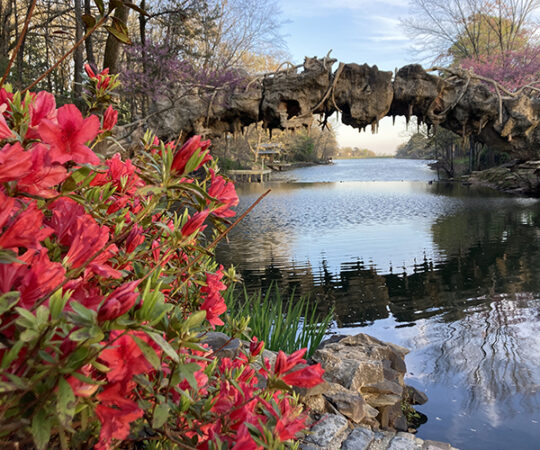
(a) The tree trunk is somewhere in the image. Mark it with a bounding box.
[84,0,96,67]
[102,2,130,73]
[73,0,84,102]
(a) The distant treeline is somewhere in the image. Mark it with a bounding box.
[334,147,391,159]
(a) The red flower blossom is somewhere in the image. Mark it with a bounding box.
[102,105,118,131]
[0,143,32,183]
[99,331,157,383]
[48,197,86,246]
[0,114,13,140]
[207,169,239,218]
[98,281,140,322]
[281,363,324,388]
[125,224,145,253]
[0,201,52,251]
[181,210,209,237]
[171,135,212,175]
[95,381,144,450]
[0,249,66,309]
[39,104,101,165]
[200,266,227,328]
[17,144,68,198]
[90,153,143,194]
[272,348,324,388]
[64,215,111,269]
[64,278,104,311]
[249,337,264,357]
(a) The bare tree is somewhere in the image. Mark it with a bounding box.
[402,0,540,63]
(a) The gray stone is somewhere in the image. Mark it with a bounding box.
[200,332,240,359]
[303,413,350,450]
[387,432,420,450]
[341,426,375,450]
[421,440,458,450]
[324,391,369,423]
[365,430,394,450]
[404,385,428,406]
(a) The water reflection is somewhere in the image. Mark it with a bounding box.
[215,160,540,449]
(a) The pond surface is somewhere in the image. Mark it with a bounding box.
[215,158,540,450]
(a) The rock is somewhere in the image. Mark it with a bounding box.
[145,58,540,166]
[312,333,412,429]
[324,391,369,423]
[341,426,375,450]
[200,332,240,359]
[302,413,350,450]
[404,385,428,406]
[387,432,417,450]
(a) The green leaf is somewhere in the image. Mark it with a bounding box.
[146,331,179,363]
[50,289,70,321]
[69,302,97,326]
[0,291,20,315]
[105,22,132,45]
[1,340,24,369]
[0,249,24,264]
[56,378,76,428]
[20,329,39,342]
[15,307,37,328]
[132,335,161,370]
[152,402,170,429]
[93,0,105,16]
[183,310,207,330]
[31,408,52,450]
[70,326,104,344]
[178,362,201,390]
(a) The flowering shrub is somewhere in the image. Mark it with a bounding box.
[0,66,324,449]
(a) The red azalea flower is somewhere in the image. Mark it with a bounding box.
[48,197,86,246]
[0,114,13,140]
[0,143,33,183]
[274,348,307,375]
[64,278,104,311]
[64,215,111,269]
[281,363,325,388]
[0,88,13,110]
[171,135,212,175]
[125,224,145,253]
[0,191,16,229]
[95,381,144,450]
[2,249,66,309]
[102,105,118,131]
[30,91,56,127]
[200,266,227,327]
[99,331,157,383]
[17,144,68,198]
[181,210,209,237]
[0,201,52,251]
[207,169,239,218]
[249,337,264,357]
[91,153,143,194]
[38,104,101,165]
[98,281,140,322]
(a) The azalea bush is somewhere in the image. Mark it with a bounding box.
[0,65,324,449]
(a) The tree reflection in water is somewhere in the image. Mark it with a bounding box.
[215,174,540,447]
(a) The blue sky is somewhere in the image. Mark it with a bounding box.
[277,0,415,154]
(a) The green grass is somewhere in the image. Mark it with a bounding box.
[222,285,334,358]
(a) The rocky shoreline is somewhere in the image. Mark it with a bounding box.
[464,160,540,197]
[202,332,458,450]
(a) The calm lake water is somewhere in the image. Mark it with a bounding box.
[215,158,540,450]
